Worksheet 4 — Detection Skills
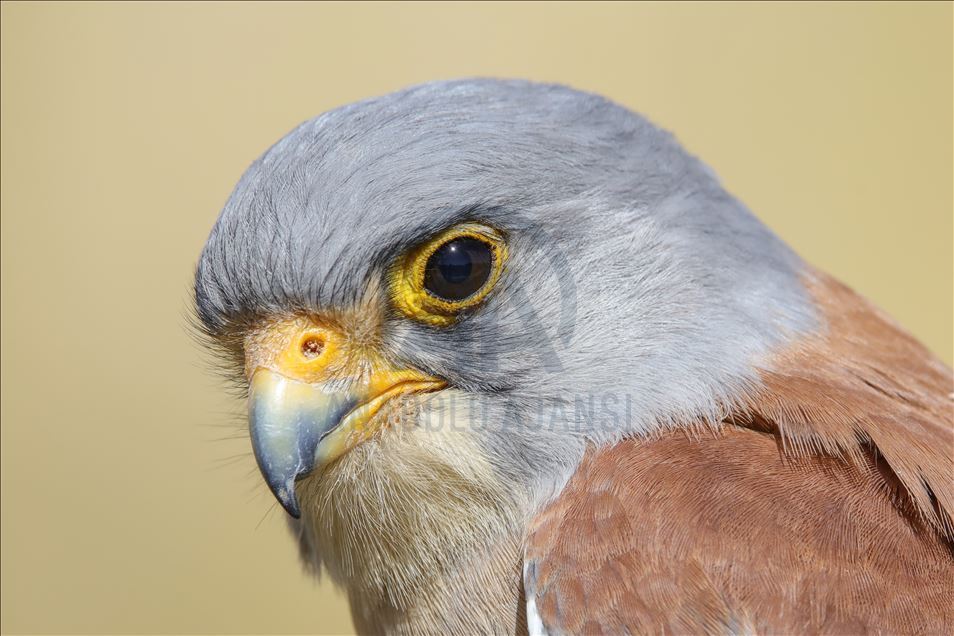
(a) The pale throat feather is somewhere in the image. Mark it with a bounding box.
[291,390,531,633]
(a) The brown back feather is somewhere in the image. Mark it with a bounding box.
[746,271,953,536]
[526,272,954,634]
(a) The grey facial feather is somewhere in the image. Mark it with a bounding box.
[195,78,817,506]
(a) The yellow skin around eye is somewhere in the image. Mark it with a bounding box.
[389,223,508,326]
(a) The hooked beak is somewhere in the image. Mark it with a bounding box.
[245,318,445,518]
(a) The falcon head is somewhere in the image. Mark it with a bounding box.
[194,79,814,600]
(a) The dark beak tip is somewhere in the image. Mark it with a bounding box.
[283,501,302,519]
[266,478,301,519]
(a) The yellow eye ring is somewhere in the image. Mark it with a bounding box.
[389,223,507,326]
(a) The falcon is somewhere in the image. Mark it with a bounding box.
[194,79,953,634]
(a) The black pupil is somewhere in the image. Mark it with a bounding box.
[423,237,493,302]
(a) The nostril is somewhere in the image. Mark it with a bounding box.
[300,335,325,359]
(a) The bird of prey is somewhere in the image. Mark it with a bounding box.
[194,79,953,634]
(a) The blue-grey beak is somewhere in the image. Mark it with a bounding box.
[248,369,359,518]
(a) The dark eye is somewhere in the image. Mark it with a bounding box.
[423,237,494,301]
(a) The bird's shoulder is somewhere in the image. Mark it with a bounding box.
[524,270,954,635]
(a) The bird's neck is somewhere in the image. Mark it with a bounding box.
[347,529,526,635]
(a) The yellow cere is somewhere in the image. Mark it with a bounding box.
[245,317,347,385]
[389,222,508,326]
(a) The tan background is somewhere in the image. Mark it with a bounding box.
[1,2,951,634]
